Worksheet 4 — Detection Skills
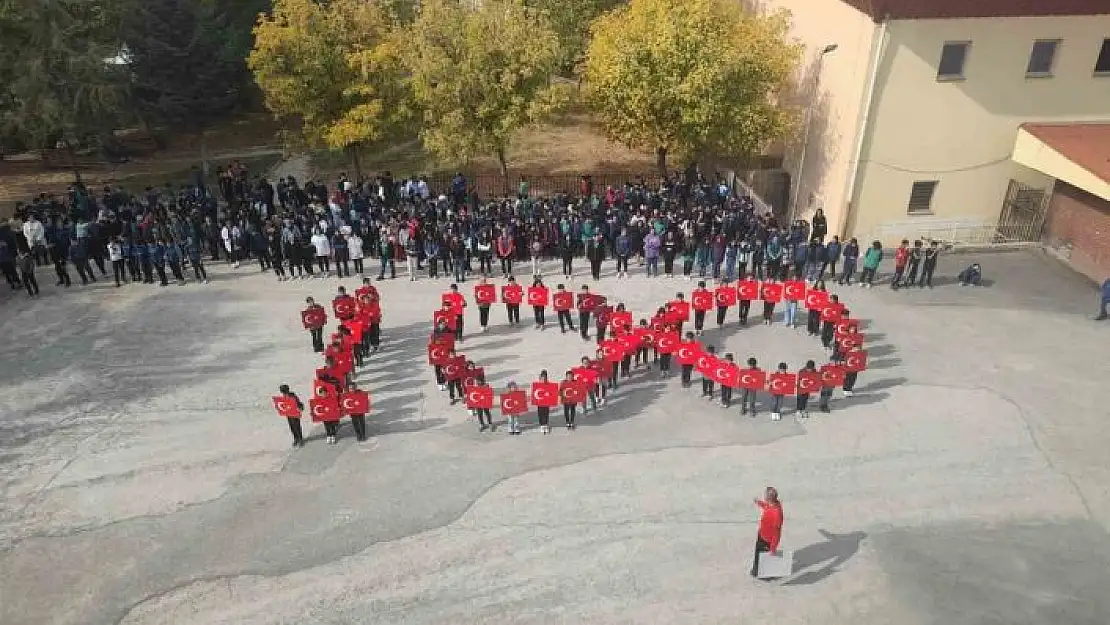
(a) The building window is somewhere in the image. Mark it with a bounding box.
[1027,39,1060,76]
[908,181,939,214]
[1096,39,1110,75]
[937,42,970,80]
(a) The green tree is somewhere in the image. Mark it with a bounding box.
[123,0,242,170]
[526,0,621,75]
[248,0,411,176]
[0,0,131,168]
[584,0,801,175]
[405,0,569,177]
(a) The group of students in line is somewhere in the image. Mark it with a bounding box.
[425,276,870,432]
[272,278,384,446]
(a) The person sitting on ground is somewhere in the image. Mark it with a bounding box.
[957,263,982,287]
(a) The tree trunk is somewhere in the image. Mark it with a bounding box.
[348,143,363,180]
[496,147,508,179]
[655,146,668,178]
[64,141,81,183]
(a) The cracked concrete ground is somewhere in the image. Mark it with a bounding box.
[1,248,1108,625]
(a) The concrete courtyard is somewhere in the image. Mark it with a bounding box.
[0,248,1108,625]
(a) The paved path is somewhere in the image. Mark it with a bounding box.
[0,249,1107,625]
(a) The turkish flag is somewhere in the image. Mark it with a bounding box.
[560,380,588,404]
[442,291,465,315]
[617,334,638,356]
[768,372,798,396]
[710,360,741,387]
[804,290,829,310]
[344,319,364,344]
[427,339,453,366]
[314,378,338,400]
[272,395,302,418]
[474,284,496,305]
[675,341,701,366]
[634,327,654,348]
[655,331,680,354]
[600,339,624,363]
[715,285,737,307]
[797,371,822,395]
[835,318,861,336]
[302,307,327,329]
[844,350,869,373]
[466,385,495,409]
[761,282,784,303]
[443,355,466,380]
[572,366,599,387]
[666,300,691,323]
[691,290,714,312]
[333,352,354,374]
[333,296,356,320]
[821,303,844,323]
[433,309,457,331]
[502,284,524,305]
[784,280,806,301]
[530,381,560,408]
[820,364,846,387]
[499,389,528,415]
[462,366,486,386]
[577,292,599,312]
[738,368,767,391]
[339,390,371,415]
[309,397,341,422]
[837,334,864,351]
[527,286,549,307]
[695,352,716,376]
[737,279,759,301]
[553,291,574,311]
[611,310,633,329]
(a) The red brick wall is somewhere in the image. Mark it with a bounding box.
[1043,182,1110,282]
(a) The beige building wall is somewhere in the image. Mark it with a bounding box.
[849,15,1110,242]
[755,0,877,234]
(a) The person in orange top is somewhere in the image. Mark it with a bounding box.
[750,487,784,577]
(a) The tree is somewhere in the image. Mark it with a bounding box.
[248,0,411,176]
[0,0,131,169]
[526,0,621,76]
[405,0,569,178]
[123,0,242,171]
[584,0,801,175]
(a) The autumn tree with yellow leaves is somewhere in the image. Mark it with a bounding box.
[584,0,802,175]
[404,0,570,177]
[248,0,413,176]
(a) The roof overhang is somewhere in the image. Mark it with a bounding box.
[1013,126,1110,203]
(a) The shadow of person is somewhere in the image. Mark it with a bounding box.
[784,529,867,586]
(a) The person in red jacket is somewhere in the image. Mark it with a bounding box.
[751,487,784,577]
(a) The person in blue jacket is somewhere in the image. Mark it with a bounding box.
[1096,278,1110,321]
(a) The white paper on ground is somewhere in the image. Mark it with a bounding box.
[757,550,794,579]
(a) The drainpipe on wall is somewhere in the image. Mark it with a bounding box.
[840,16,889,240]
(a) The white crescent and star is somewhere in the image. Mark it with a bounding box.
[312,404,327,417]
[715,366,730,381]
[534,388,551,402]
[741,373,756,386]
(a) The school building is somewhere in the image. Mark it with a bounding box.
[759,0,1110,279]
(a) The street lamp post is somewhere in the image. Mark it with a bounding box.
[790,43,838,226]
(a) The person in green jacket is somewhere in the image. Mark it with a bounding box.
[860,241,883,288]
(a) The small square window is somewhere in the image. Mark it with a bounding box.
[1096,39,1110,74]
[908,181,938,214]
[1027,40,1060,76]
[937,42,970,80]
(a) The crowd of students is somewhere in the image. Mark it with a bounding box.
[425,276,869,433]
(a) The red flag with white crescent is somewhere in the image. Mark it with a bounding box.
[844,350,868,373]
[309,397,341,422]
[339,390,371,415]
[466,385,494,409]
[499,389,527,414]
[738,368,766,391]
[768,372,798,396]
[797,371,822,395]
[530,382,560,408]
[272,396,301,418]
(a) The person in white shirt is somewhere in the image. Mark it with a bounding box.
[221,222,241,268]
[347,232,364,275]
[310,228,331,277]
[107,237,126,287]
[22,215,46,266]
[417,178,430,200]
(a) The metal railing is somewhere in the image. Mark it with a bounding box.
[869,217,1044,248]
